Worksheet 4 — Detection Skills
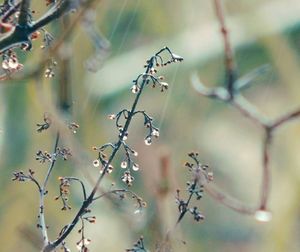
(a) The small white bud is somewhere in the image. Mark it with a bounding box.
[152,129,160,137]
[144,137,152,146]
[131,85,139,94]
[121,161,127,169]
[93,159,100,167]
[108,114,116,120]
[132,163,139,171]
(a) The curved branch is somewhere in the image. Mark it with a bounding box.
[204,182,255,215]
[29,0,70,32]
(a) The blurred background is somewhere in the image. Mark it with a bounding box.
[1,0,300,251]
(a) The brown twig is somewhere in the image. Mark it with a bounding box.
[271,108,300,129]
[260,129,272,210]
[204,183,254,215]
[213,0,236,96]
[190,0,300,219]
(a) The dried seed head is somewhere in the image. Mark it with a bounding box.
[144,137,152,146]
[131,84,139,94]
[207,172,213,181]
[108,114,116,120]
[2,60,9,70]
[121,161,128,169]
[132,163,139,171]
[76,239,91,250]
[93,159,100,167]
[152,129,160,137]
[121,171,134,186]
[122,132,128,141]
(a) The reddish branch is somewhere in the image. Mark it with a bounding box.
[191,0,300,217]
[213,0,236,96]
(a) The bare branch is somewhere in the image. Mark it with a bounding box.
[190,0,300,220]
[213,0,236,96]
[29,0,70,32]
[204,183,255,215]
[18,0,30,27]
[259,129,272,210]
[39,132,60,246]
[271,108,300,130]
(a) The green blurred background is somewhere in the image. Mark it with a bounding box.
[1,0,300,251]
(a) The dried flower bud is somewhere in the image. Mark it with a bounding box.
[121,161,127,169]
[76,238,91,251]
[132,163,139,171]
[2,60,9,70]
[108,114,116,120]
[144,137,152,146]
[121,171,134,186]
[152,129,160,137]
[93,159,100,167]
[131,84,139,94]
[132,150,138,157]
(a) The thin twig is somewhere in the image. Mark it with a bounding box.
[42,133,60,189]
[231,95,270,127]
[92,189,138,202]
[18,0,30,27]
[271,108,300,130]
[29,0,70,32]
[189,0,300,218]
[204,183,254,215]
[175,180,196,225]
[42,48,177,252]
[259,129,272,210]
[39,132,60,245]
[213,0,236,96]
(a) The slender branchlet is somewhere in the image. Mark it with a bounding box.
[44,47,182,252]
[38,132,60,244]
[175,152,213,225]
[213,0,236,98]
[13,113,85,248]
[126,236,148,252]
[190,0,300,221]
[157,153,213,251]
[13,47,183,252]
